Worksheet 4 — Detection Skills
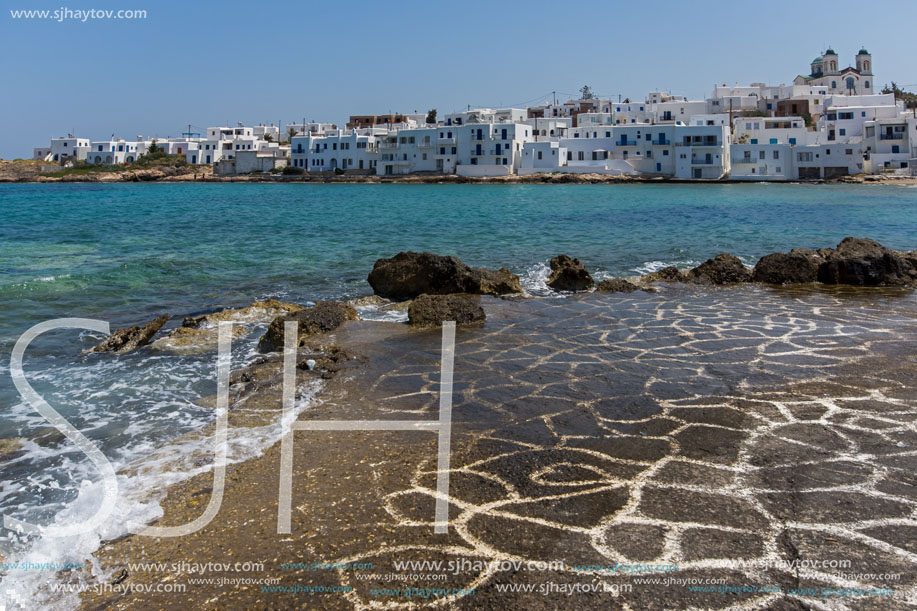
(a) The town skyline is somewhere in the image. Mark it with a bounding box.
[3,0,917,159]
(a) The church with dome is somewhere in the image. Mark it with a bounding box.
[794,48,874,95]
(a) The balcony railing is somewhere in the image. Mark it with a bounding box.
[691,158,716,165]
[683,139,720,146]
[437,136,456,144]
[379,140,400,149]
[879,133,905,140]
[470,133,488,141]
[417,139,434,148]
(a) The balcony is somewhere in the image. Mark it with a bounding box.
[617,140,638,147]
[417,139,435,148]
[652,139,670,146]
[683,138,720,147]
[437,136,456,144]
[379,140,400,149]
[691,157,717,165]
[879,133,905,140]
[470,133,488,141]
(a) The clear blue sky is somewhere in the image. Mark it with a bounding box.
[2,0,916,158]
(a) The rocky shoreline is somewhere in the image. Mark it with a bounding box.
[2,160,916,185]
[88,237,917,357]
[7,237,915,609]
[74,261,917,610]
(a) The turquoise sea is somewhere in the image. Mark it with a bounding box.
[0,182,916,606]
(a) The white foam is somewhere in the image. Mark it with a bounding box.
[0,327,324,610]
[354,304,409,323]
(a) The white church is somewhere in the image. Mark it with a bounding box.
[794,48,874,95]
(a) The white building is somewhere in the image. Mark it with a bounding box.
[730,143,794,180]
[794,48,874,96]
[733,117,809,146]
[291,129,380,173]
[86,139,141,164]
[216,148,289,175]
[863,117,913,173]
[34,136,90,163]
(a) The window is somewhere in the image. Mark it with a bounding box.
[839,112,853,120]
[846,149,853,155]
[839,129,846,136]
[537,151,543,160]
[578,151,584,160]
[797,152,814,162]
[759,150,765,160]
[789,138,796,145]
[605,131,610,138]
[773,150,779,159]
[663,150,669,156]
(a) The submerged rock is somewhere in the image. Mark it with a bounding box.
[367,251,521,299]
[472,267,523,296]
[0,437,25,460]
[641,266,686,283]
[182,298,304,328]
[152,325,248,354]
[546,255,594,292]
[90,314,169,354]
[596,278,641,293]
[816,237,917,286]
[258,301,359,352]
[348,295,391,308]
[408,294,485,327]
[752,249,823,284]
[687,253,751,285]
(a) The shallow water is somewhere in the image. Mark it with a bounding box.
[0,182,915,607]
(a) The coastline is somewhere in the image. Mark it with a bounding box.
[1,161,915,185]
[75,286,917,609]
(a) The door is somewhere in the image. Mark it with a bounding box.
[693,168,702,179]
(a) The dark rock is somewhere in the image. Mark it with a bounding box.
[642,266,686,283]
[828,237,889,260]
[817,237,917,286]
[472,267,523,296]
[258,301,358,352]
[546,254,594,291]
[407,294,486,328]
[596,278,640,293]
[90,314,169,354]
[367,251,521,299]
[687,253,751,284]
[752,249,823,284]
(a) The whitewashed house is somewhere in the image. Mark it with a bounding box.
[863,117,913,173]
[673,125,731,179]
[292,129,380,173]
[519,141,567,174]
[35,136,90,163]
[730,144,794,180]
[86,139,141,164]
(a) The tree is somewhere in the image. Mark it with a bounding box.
[263,133,274,142]
[425,109,437,124]
[146,139,162,155]
[286,127,298,142]
[580,85,594,100]
[801,112,814,128]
